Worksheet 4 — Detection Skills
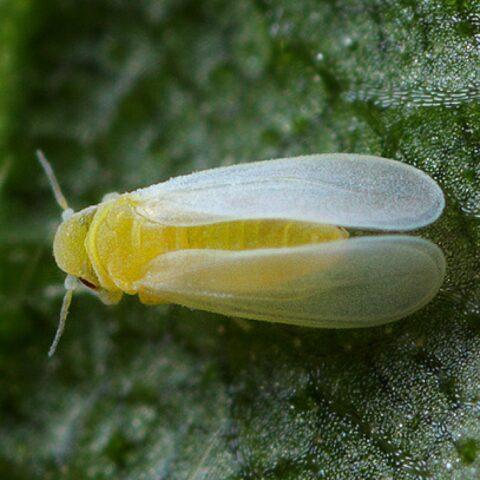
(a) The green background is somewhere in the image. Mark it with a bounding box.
[1,0,479,478]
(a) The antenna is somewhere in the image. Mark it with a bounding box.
[36,150,71,213]
[48,275,78,357]
[36,151,77,356]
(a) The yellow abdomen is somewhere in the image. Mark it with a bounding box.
[85,196,348,295]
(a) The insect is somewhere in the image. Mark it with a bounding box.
[38,152,446,356]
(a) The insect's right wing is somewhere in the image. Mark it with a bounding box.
[133,155,445,231]
[135,236,445,327]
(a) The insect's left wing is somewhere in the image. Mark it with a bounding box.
[133,155,445,231]
[134,236,445,327]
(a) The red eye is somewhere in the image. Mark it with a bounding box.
[79,278,98,290]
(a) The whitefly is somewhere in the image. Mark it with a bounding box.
[38,152,446,355]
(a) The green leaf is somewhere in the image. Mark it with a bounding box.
[1,0,479,478]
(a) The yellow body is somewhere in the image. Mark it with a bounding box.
[53,195,348,304]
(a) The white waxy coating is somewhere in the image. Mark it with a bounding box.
[136,236,445,327]
[135,154,445,231]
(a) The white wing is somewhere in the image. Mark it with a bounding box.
[135,236,445,327]
[133,154,445,231]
